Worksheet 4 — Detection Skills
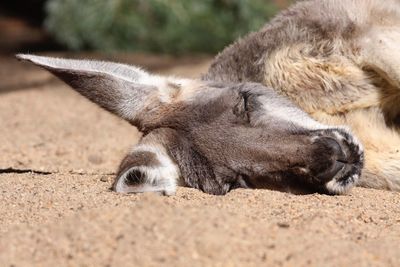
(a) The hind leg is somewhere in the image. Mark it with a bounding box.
[350,109,400,190]
[313,108,400,191]
[361,151,400,190]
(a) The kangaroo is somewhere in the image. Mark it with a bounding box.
[205,0,400,191]
[16,54,363,195]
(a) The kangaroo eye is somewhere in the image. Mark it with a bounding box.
[233,93,250,122]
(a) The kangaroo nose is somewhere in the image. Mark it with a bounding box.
[323,137,347,162]
[314,137,348,182]
[306,129,363,194]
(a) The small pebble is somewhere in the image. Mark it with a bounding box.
[277,222,290,228]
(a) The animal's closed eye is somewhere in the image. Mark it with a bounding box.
[233,92,251,122]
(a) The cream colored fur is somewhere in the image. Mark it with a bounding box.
[261,0,400,191]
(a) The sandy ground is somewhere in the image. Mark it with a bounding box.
[0,54,400,267]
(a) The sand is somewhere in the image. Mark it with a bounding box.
[0,54,399,267]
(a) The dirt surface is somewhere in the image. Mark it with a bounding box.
[1,54,400,267]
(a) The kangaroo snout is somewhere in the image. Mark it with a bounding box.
[310,129,364,194]
[314,137,348,183]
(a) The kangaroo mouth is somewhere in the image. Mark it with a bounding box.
[322,160,363,195]
[316,160,346,183]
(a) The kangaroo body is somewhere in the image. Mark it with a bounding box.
[205,0,400,191]
[21,0,398,195]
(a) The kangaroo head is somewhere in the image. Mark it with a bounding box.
[17,54,364,195]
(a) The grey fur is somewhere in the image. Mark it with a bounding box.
[17,52,364,195]
[17,19,366,195]
[204,0,360,84]
[15,54,169,128]
[205,0,400,191]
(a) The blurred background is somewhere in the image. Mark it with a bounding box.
[0,0,292,94]
[0,0,291,56]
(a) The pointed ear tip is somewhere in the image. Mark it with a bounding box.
[15,53,34,62]
[15,54,51,68]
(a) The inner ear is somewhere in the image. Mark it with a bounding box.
[112,141,181,196]
[124,169,145,186]
[16,54,196,129]
[113,167,147,193]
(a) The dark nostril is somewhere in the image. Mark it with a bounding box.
[312,137,349,183]
[320,137,347,163]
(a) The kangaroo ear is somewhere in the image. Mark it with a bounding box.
[16,54,190,128]
[113,141,181,196]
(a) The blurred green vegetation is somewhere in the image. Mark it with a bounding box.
[44,0,281,54]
